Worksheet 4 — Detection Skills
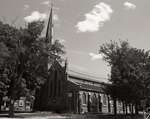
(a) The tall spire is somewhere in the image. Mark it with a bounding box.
[46,0,54,70]
[46,0,53,45]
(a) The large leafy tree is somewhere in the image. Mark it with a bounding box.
[100,40,150,115]
[0,20,65,117]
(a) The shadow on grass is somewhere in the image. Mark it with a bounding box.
[0,112,144,119]
[111,114,143,119]
[0,111,54,118]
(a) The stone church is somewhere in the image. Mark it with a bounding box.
[34,60,112,114]
[34,4,122,114]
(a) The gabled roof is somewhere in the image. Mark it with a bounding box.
[68,71,107,84]
[48,60,66,73]
[67,79,104,93]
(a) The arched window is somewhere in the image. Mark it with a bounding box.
[98,94,101,103]
[91,93,97,104]
[103,94,107,105]
[50,80,53,97]
[82,93,86,104]
[53,70,57,97]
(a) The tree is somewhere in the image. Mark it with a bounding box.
[100,40,150,115]
[0,44,10,112]
[0,20,65,117]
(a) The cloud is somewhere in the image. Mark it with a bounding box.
[124,2,136,10]
[89,52,103,60]
[24,4,29,10]
[76,2,113,32]
[24,11,47,23]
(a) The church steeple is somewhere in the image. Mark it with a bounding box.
[46,0,53,45]
[46,0,54,70]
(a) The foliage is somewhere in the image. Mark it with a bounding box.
[100,40,150,114]
[0,20,65,116]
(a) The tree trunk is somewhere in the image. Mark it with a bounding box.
[122,101,125,114]
[129,104,131,114]
[125,103,128,115]
[131,104,134,115]
[9,98,15,118]
[135,103,139,115]
[0,95,2,112]
[113,98,117,116]
[33,89,40,111]
[107,96,111,113]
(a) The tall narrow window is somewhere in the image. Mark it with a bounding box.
[103,94,107,105]
[98,94,102,112]
[50,80,53,97]
[82,93,86,104]
[53,70,57,97]
[60,77,64,96]
[58,80,61,96]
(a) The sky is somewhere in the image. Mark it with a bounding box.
[0,0,150,82]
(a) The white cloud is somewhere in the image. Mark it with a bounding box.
[41,1,50,5]
[76,2,113,32]
[24,4,29,10]
[24,11,47,23]
[124,2,136,10]
[89,53,103,61]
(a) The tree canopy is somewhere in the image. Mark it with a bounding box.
[100,40,150,114]
[0,20,65,116]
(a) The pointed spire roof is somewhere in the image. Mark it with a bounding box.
[46,1,53,45]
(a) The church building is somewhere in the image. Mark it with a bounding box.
[33,3,123,114]
[34,60,112,114]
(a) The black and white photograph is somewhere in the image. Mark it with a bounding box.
[0,0,149,119]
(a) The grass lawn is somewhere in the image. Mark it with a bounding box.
[0,112,144,119]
